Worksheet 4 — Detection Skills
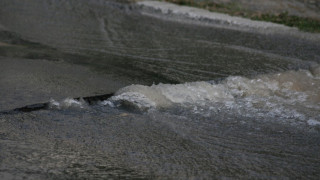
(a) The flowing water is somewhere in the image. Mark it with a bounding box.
[0,0,319,179]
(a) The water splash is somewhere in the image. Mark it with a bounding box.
[49,98,87,110]
[105,66,320,125]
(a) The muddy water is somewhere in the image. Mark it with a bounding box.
[0,0,319,179]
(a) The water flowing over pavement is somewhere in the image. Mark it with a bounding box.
[0,0,319,179]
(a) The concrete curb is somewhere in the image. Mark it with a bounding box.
[137,1,320,41]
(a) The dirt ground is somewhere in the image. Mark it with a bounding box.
[193,0,320,19]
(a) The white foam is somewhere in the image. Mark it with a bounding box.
[100,100,115,107]
[110,91,157,110]
[110,66,320,124]
[307,119,320,126]
[49,98,86,109]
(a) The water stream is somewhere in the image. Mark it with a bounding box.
[0,0,319,179]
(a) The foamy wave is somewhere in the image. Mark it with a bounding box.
[109,92,157,111]
[105,66,320,124]
[49,98,86,109]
